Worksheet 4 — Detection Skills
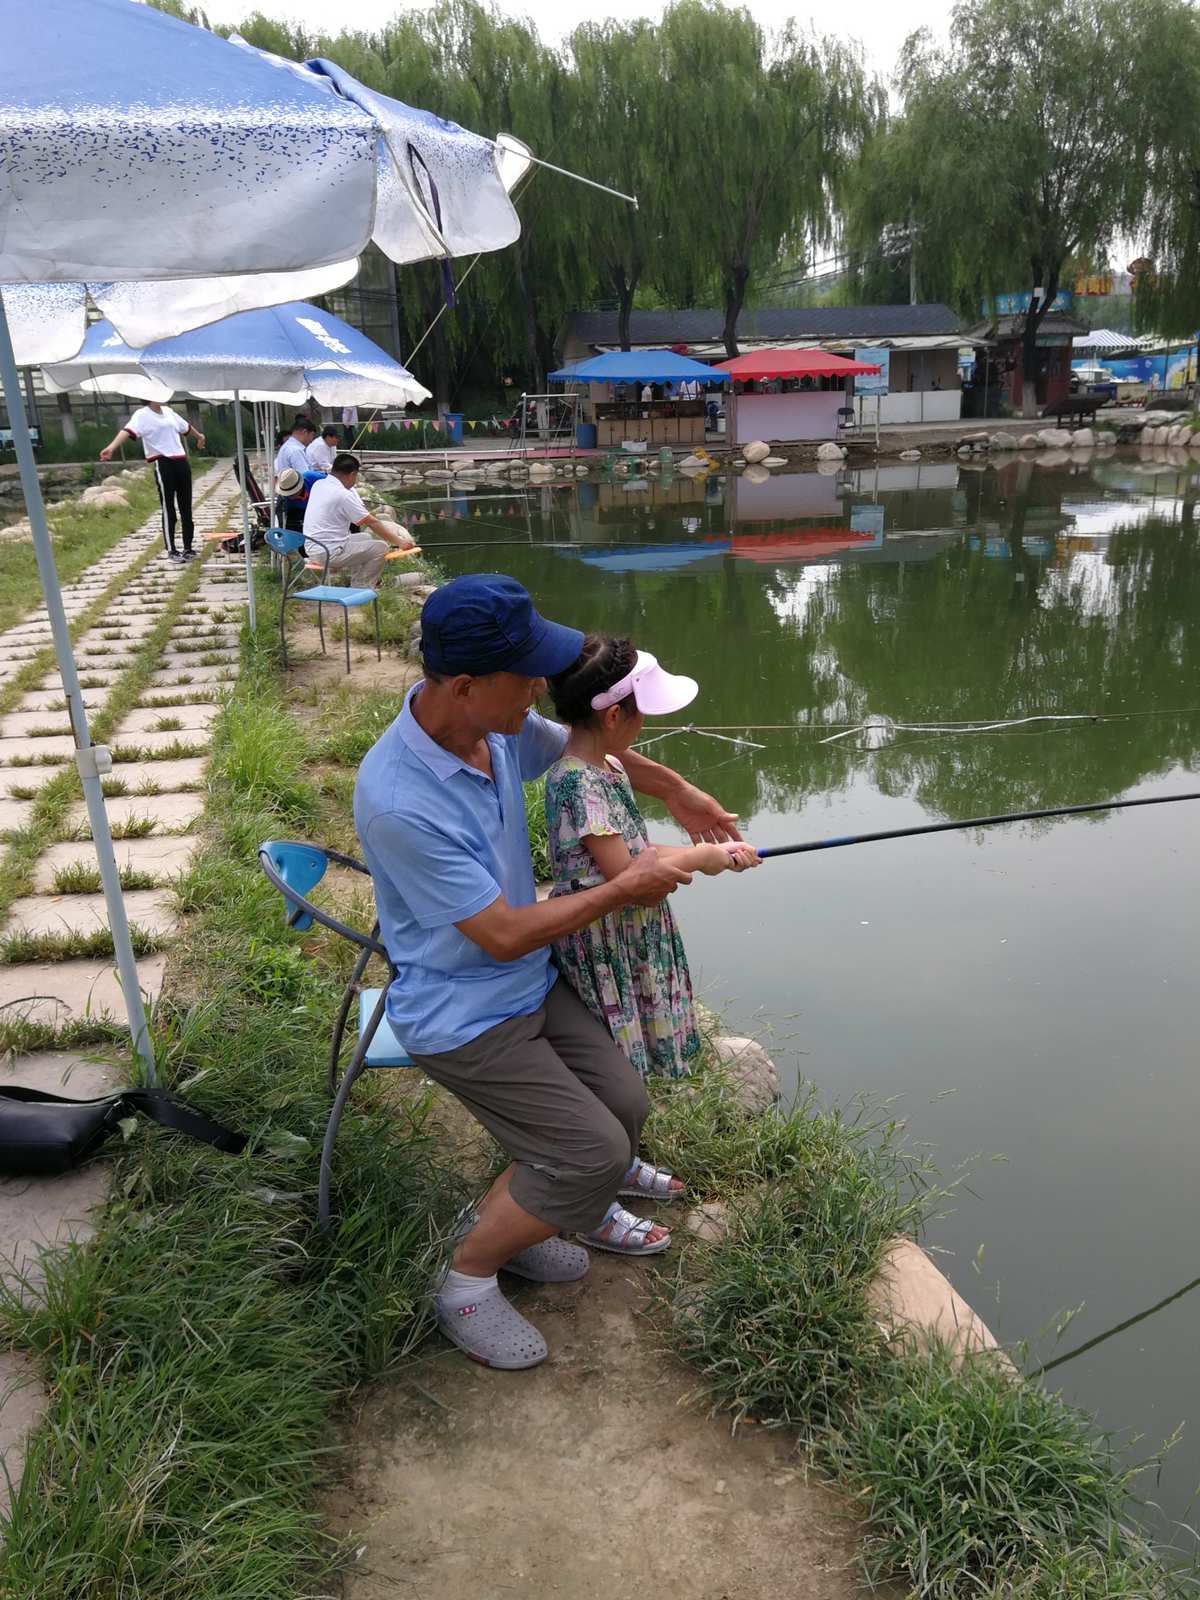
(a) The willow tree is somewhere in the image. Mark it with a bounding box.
[569,21,666,350]
[1132,0,1200,336]
[897,0,1154,416]
[655,2,879,356]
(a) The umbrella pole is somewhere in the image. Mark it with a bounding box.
[0,299,156,1082]
[232,390,256,630]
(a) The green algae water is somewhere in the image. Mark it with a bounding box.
[399,452,1200,1549]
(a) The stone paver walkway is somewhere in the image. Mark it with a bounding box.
[0,460,244,1513]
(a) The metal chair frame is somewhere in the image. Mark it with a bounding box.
[263,525,382,674]
[258,840,412,1231]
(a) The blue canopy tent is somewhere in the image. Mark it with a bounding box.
[547,350,729,386]
[548,350,728,452]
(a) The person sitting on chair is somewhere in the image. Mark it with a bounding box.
[307,424,341,472]
[302,452,413,588]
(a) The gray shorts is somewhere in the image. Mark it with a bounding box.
[408,978,648,1232]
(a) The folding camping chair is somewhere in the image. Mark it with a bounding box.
[263,526,382,674]
[258,840,414,1231]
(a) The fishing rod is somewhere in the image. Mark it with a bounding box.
[756,790,1200,859]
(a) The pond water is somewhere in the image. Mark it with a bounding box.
[398,452,1200,1548]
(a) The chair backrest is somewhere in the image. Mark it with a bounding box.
[258,840,388,955]
[265,525,305,556]
[233,455,270,527]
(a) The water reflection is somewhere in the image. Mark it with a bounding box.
[401,453,1200,829]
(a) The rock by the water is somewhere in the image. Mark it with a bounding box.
[1037,449,1072,468]
[989,432,1017,451]
[957,430,989,448]
[742,440,770,464]
[1070,429,1096,449]
[816,441,845,462]
[679,454,708,469]
[1019,433,1041,449]
[898,449,921,461]
[683,1201,730,1245]
[1037,427,1073,448]
[742,463,770,485]
[761,455,788,467]
[708,1035,781,1114]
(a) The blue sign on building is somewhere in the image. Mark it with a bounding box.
[982,290,1074,317]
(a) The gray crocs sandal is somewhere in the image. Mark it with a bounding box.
[579,1202,671,1257]
[619,1158,685,1203]
[435,1284,548,1369]
[503,1236,591,1283]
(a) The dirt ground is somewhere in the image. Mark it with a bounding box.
[327,1260,875,1600]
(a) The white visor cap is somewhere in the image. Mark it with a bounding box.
[591,650,699,715]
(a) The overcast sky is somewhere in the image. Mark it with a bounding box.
[199,0,953,82]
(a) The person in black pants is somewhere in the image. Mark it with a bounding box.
[100,402,205,562]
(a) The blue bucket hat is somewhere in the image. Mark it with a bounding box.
[421,574,583,678]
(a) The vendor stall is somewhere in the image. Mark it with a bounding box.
[548,348,728,449]
[713,348,880,444]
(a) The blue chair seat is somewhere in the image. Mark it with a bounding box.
[358,989,415,1067]
[292,584,377,607]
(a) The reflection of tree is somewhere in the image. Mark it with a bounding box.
[821,472,1200,819]
[455,465,1200,827]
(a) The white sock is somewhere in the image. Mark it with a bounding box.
[437,1267,498,1311]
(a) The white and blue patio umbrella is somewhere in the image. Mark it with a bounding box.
[0,0,534,1075]
[43,304,432,408]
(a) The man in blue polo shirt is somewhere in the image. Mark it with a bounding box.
[354,574,741,1370]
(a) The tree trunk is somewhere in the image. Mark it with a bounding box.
[722,263,750,358]
[55,391,78,445]
[1018,268,1060,420]
[418,262,452,414]
[613,264,639,352]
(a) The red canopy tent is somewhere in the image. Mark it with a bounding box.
[714,348,881,381]
[730,528,878,563]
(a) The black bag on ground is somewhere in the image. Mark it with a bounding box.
[0,1087,249,1177]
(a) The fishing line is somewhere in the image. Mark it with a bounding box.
[1030,1273,1200,1379]
[756,790,1200,860]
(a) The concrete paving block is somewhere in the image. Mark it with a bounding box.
[0,797,33,834]
[0,1052,116,1292]
[35,836,197,891]
[1,767,66,797]
[0,1352,47,1519]
[0,956,165,1028]
[0,734,76,765]
[146,665,236,689]
[114,704,220,737]
[66,791,204,836]
[12,692,106,715]
[4,890,176,939]
[33,670,118,692]
[0,713,73,740]
[106,756,209,793]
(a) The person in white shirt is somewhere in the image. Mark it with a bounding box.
[302,453,414,587]
[306,424,340,473]
[100,401,205,561]
[340,405,359,445]
[274,416,317,480]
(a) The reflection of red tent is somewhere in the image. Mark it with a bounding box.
[730,528,877,562]
[714,348,881,380]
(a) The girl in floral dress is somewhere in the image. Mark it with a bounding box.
[544,636,759,1083]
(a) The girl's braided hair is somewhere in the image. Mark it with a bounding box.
[548,634,637,725]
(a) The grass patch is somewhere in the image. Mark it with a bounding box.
[149,714,184,732]
[0,924,163,964]
[109,740,208,763]
[645,1064,1193,1598]
[0,472,160,633]
[50,861,162,894]
[0,628,468,1597]
[5,783,38,802]
[525,780,550,882]
[316,686,408,766]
